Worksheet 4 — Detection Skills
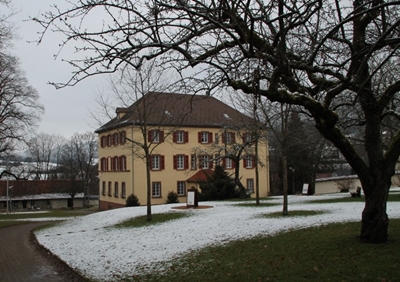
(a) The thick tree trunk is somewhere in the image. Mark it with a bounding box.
[360,178,390,243]
[234,162,247,198]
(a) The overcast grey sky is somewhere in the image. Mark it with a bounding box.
[10,0,107,138]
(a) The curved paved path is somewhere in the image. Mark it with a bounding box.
[0,222,86,282]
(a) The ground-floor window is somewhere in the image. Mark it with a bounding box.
[108,182,112,196]
[121,182,126,198]
[102,181,106,195]
[177,181,186,196]
[114,182,119,197]
[152,182,161,197]
[247,178,254,193]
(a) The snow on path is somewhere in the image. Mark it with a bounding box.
[35,192,400,281]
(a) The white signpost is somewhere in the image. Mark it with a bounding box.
[302,183,309,195]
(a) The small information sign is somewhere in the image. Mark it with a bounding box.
[302,183,309,195]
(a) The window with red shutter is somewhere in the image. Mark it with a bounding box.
[184,155,189,169]
[244,155,254,169]
[208,132,213,143]
[150,155,163,170]
[148,130,163,143]
[160,155,165,170]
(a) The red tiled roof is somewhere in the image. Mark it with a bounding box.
[96,92,255,133]
[186,169,214,182]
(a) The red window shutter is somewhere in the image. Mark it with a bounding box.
[184,155,189,169]
[222,133,226,144]
[148,130,152,142]
[209,157,214,169]
[243,157,246,168]
[173,155,177,169]
[184,131,189,143]
[160,131,164,142]
[232,133,236,143]
[173,131,177,143]
[161,155,165,170]
[252,155,256,168]
[242,133,246,144]
[232,160,236,168]
[222,158,226,168]
[149,155,153,170]
[198,132,201,143]
[208,132,213,143]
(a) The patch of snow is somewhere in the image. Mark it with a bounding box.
[35,191,400,281]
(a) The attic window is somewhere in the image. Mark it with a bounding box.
[223,113,231,119]
[165,110,172,117]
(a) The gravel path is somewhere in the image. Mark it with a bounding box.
[0,222,86,282]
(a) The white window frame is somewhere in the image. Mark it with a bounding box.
[246,133,253,143]
[152,130,160,143]
[177,181,186,196]
[176,131,184,143]
[245,155,253,168]
[191,155,197,170]
[152,182,161,197]
[152,155,160,170]
[201,132,209,144]
[201,155,209,169]
[114,182,119,197]
[177,155,185,169]
[247,179,254,193]
[121,182,126,198]
[226,158,233,169]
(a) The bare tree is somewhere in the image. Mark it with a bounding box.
[221,92,268,204]
[94,61,183,220]
[35,1,400,243]
[60,132,97,209]
[26,133,67,179]
[0,2,44,158]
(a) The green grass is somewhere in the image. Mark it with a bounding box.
[133,219,400,282]
[0,220,30,229]
[235,202,279,208]
[260,209,326,218]
[311,192,400,204]
[113,212,189,229]
[0,209,96,229]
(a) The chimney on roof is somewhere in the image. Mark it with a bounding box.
[206,90,210,97]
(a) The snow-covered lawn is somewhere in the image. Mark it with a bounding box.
[35,191,400,281]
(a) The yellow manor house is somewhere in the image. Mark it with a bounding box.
[96,92,270,209]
